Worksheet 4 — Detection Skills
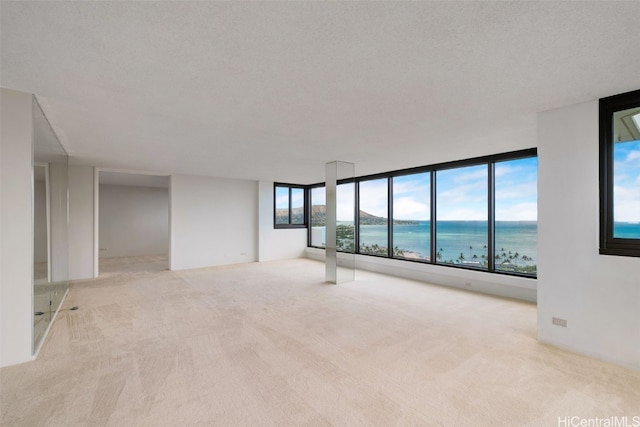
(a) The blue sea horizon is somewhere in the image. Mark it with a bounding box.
[317,220,640,265]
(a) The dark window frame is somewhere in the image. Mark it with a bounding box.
[308,184,327,246]
[274,183,308,229]
[306,148,538,278]
[358,177,391,258]
[599,89,640,257]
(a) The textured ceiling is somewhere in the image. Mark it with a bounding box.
[2,1,640,184]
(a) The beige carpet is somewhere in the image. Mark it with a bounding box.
[1,258,638,426]
[98,254,169,277]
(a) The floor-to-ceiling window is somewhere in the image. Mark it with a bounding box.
[435,165,488,269]
[392,172,431,261]
[310,186,326,248]
[336,182,355,252]
[359,178,389,256]
[303,149,538,278]
[494,157,538,274]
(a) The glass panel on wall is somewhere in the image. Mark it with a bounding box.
[275,186,289,225]
[33,97,69,353]
[359,178,388,255]
[495,157,538,275]
[392,173,430,261]
[612,107,640,238]
[336,182,355,252]
[291,187,305,225]
[435,165,488,269]
[310,186,326,247]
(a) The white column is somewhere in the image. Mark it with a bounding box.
[325,161,355,284]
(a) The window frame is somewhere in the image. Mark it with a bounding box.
[308,184,327,248]
[358,177,391,258]
[273,183,308,229]
[306,148,538,278]
[599,89,640,257]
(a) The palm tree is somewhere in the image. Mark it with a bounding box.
[458,252,465,264]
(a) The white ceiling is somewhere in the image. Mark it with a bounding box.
[2,1,640,184]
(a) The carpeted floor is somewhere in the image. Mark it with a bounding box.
[1,258,638,426]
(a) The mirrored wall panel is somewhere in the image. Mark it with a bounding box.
[325,161,355,284]
[33,97,69,352]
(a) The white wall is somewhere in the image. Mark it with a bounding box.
[99,184,168,258]
[1,88,34,367]
[538,100,640,370]
[68,165,95,280]
[305,248,536,302]
[258,181,307,262]
[170,174,258,270]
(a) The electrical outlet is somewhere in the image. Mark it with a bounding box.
[552,317,567,327]
[99,248,107,251]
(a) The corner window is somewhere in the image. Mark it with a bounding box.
[310,186,326,247]
[600,89,640,257]
[274,184,306,228]
[306,148,537,278]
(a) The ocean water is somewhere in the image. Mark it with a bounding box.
[313,221,640,270]
[358,221,538,264]
[614,223,640,239]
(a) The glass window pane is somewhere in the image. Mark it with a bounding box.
[359,178,388,256]
[392,173,430,260]
[436,165,487,269]
[311,187,326,247]
[613,107,640,238]
[275,186,289,225]
[337,183,355,252]
[495,157,538,275]
[291,188,305,224]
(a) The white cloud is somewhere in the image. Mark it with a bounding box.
[393,177,429,196]
[439,208,486,221]
[495,181,537,201]
[311,187,325,205]
[495,202,537,221]
[626,150,640,162]
[450,168,487,183]
[613,184,640,222]
[275,194,288,208]
[291,190,304,207]
[337,184,355,221]
[438,184,487,205]
[359,179,388,217]
[393,197,429,220]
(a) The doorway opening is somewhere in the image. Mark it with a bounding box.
[97,171,170,276]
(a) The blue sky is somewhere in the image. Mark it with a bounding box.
[275,186,304,210]
[614,140,640,223]
[311,157,538,222]
[494,157,538,221]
